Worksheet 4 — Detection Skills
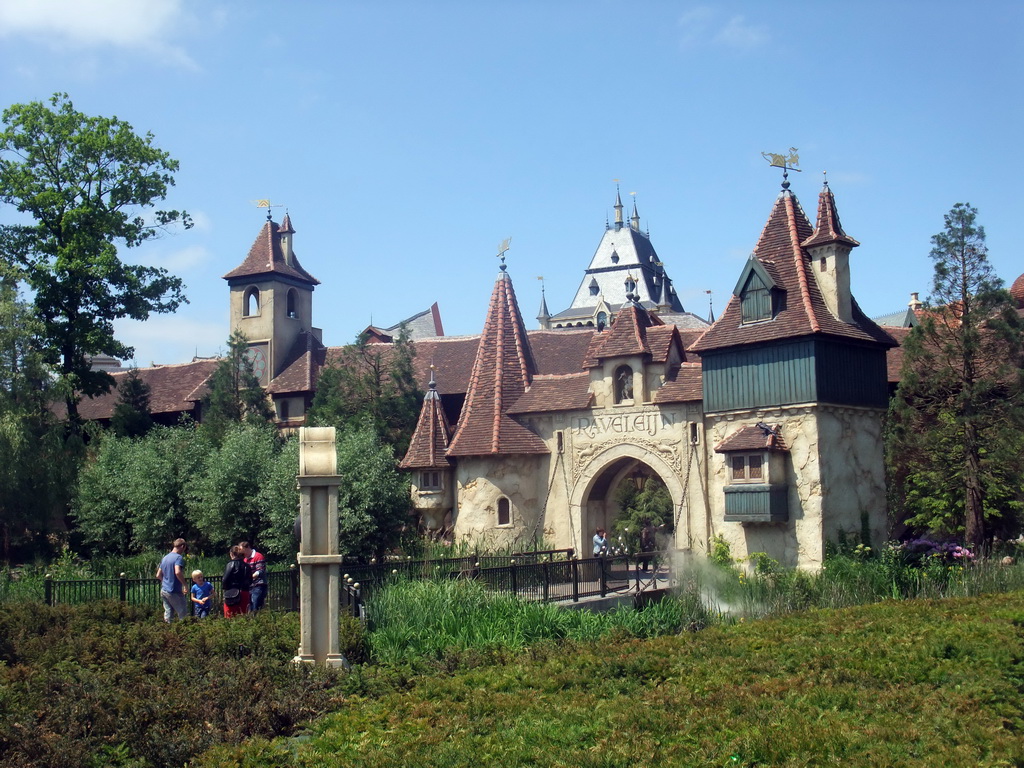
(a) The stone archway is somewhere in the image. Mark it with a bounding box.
[569,443,686,554]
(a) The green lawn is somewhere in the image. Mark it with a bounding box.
[197,592,1024,767]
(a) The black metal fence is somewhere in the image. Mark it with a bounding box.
[37,548,669,618]
[341,550,670,616]
[43,567,300,615]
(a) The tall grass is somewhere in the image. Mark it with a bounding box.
[364,554,1024,665]
[365,577,712,664]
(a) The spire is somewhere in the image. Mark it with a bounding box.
[631,197,640,231]
[447,267,546,457]
[614,185,624,230]
[537,280,550,327]
[802,179,860,250]
[400,366,454,469]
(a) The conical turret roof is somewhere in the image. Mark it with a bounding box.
[447,268,547,456]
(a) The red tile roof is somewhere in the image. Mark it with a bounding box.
[400,382,454,469]
[714,423,788,452]
[586,302,664,362]
[447,270,548,456]
[267,332,325,394]
[653,362,703,404]
[801,182,860,250]
[409,330,595,397]
[222,218,320,285]
[507,373,594,414]
[73,359,219,421]
[693,187,896,352]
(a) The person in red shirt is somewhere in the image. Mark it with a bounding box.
[240,541,267,612]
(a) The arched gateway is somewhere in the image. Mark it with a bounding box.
[568,443,686,555]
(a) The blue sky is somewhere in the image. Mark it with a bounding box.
[1,1,1021,367]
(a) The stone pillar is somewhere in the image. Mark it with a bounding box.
[294,427,346,667]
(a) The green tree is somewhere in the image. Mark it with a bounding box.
[309,327,421,454]
[887,203,1024,545]
[611,475,674,554]
[0,93,190,431]
[336,425,411,561]
[199,331,274,446]
[110,367,153,438]
[257,435,301,558]
[0,270,72,559]
[75,424,212,555]
[187,422,281,550]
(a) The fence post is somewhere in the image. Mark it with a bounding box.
[44,574,52,606]
[542,561,549,602]
[571,557,579,603]
[119,573,127,603]
[510,559,517,596]
[600,554,608,597]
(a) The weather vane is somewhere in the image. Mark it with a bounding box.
[496,237,512,270]
[252,199,285,221]
[761,148,801,188]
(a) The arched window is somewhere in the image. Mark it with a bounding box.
[244,287,260,317]
[497,497,511,526]
[597,311,608,331]
[286,289,298,318]
[615,364,634,403]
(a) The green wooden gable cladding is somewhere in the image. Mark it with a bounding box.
[702,338,889,413]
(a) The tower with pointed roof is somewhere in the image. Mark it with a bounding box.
[223,213,321,388]
[401,367,455,533]
[543,188,709,331]
[693,179,895,569]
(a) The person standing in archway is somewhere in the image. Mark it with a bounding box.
[592,528,608,556]
[639,519,656,573]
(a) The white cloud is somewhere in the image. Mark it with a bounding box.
[114,314,224,367]
[713,15,768,49]
[678,7,768,52]
[0,0,199,69]
[155,244,210,274]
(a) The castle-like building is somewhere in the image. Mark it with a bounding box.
[79,180,918,569]
[401,179,896,569]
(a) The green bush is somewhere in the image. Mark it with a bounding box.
[0,602,352,768]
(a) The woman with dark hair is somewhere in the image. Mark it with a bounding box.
[221,545,251,617]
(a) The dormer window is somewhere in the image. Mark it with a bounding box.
[740,272,773,323]
[589,279,600,296]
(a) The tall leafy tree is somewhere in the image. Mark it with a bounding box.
[186,422,281,550]
[309,327,421,454]
[199,331,274,445]
[75,424,212,555]
[110,367,154,438]
[335,425,411,561]
[0,265,71,558]
[887,203,1024,545]
[0,93,191,430]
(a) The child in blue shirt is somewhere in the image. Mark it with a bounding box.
[190,570,213,618]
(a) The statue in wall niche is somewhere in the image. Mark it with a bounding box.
[617,368,633,401]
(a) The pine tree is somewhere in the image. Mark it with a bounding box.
[111,368,154,438]
[887,203,1024,545]
[308,326,421,454]
[200,331,274,445]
